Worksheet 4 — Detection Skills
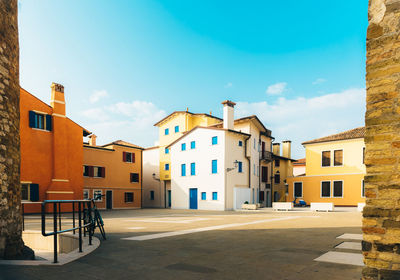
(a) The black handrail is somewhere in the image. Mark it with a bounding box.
[41,200,94,263]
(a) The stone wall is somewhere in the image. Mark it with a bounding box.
[0,0,25,258]
[363,0,400,278]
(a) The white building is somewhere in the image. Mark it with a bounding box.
[168,100,274,210]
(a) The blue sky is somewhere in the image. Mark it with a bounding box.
[18,0,368,158]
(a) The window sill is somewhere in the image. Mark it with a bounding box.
[32,128,50,132]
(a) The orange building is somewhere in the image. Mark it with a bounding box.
[83,136,143,209]
[20,83,90,213]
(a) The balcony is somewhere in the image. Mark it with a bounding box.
[260,150,273,162]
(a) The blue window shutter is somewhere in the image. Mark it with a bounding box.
[29,111,36,128]
[29,184,39,202]
[46,114,52,131]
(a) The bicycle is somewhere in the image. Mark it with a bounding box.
[83,194,106,240]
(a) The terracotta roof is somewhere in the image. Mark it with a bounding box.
[102,140,144,150]
[144,146,159,150]
[293,158,306,166]
[166,126,250,148]
[153,111,222,126]
[211,115,273,138]
[302,127,365,145]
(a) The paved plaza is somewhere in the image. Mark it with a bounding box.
[1,208,363,280]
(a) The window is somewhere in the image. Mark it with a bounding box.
[130,173,139,183]
[165,128,169,135]
[165,163,170,171]
[21,184,29,201]
[322,151,331,167]
[83,189,89,200]
[28,111,52,131]
[275,159,280,167]
[212,192,218,200]
[261,166,268,182]
[181,164,186,176]
[334,150,343,166]
[274,173,280,184]
[190,141,196,149]
[181,143,186,151]
[125,192,134,203]
[123,152,135,163]
[363,147,366,164]
[93,190,102,201]
[238,140,243,147]
[333,181,343,197]
[212,136,218,145]
[238,161,243,173]
[83,165,90,177]
[321,181,331,197]
[150,191,155,200]
[253,164,256,175]
[175,125,179,133]
[190,162,196,176]
[94,167,105,178]
[165,147,169,154]
[294,182,302,198]
[362,180,365,197]
[201,192,206,200]
[212,160,217,174]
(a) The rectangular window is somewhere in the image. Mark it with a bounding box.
[93,190,102,201]
[212,192,218,200]
[211,160,217,174]
[150,190,155,200]
[274,173,280,184]
[201,192,206,200]
[181,164,186,176]
[333,181,343,197]
[190,141,196,149]
[94,167,101,178]
[21,184,29,201]
[124,192,134,203]
[181,143,186,151]
[238,161,243,173]
[83,165,90,177]
[334,150,343,166]
[321,181,331,197]
[130,173,139,183]
[261,166,268,182]
[83,189,89,200]
[322,151,331,167]
[174,125,179,133]
[165,147,169,154]
[363,147,366,164]
[29,111,52,131]
[362,180,365,197]
[294,182,302,198]
[253,164,256,175]
[123,152,135,163]
[165,163,170,171]
[238,140,243,147]
[165,128,169,135]
[212,136,218,145]
[275,159,280,167]
[190,162,196,176]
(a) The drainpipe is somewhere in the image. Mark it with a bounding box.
[244,135,251,189]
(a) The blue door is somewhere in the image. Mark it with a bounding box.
[189,188,198,209]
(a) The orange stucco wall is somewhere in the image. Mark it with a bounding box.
[20,88,84,213]
[83,144,142,209]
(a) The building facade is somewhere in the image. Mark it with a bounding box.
[293,158,306,177]
[20,83,90,213]
[142,146,165,208]
[286,127,366,206]
[83,137,143,210]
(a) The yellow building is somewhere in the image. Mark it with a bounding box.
[272,141,295,203]
[286,127,366,206]
[153,110,222,206]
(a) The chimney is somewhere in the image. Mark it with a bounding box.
[89,134,97,146]
[273,143,281,156]
[222,100,236,130]
[282,140,291,158]
[50,82,66,116]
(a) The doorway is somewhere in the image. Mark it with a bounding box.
[106,190,112,210]
[167,190,171,208]
[189,188,198,209]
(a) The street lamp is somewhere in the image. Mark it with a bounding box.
[227,160,240,172]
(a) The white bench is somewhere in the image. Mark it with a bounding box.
[272,202,293,211]
[358,203,366,212]
[310,202,334,212]
[241,204,257,210]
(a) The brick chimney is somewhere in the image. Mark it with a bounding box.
[273,143,280,156]
[282,140,291,158]
[89,134,97,146]
[222,100,236,130]
[50,83,66,116]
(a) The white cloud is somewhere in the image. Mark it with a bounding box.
[236,88,366,159]
[80,100,166,148]
[266,82,287,95]
[224,82,233,88]
[312,78,327,85]
[89,90,108,103]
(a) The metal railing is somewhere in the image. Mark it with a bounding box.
[260,150,273,162]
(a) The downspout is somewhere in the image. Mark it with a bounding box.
[245,135,251,188]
